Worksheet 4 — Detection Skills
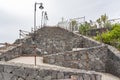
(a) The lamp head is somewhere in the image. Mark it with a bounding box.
[39,3,44,9]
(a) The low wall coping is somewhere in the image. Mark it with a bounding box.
[107,45,120,58]
[0,61,101,75]
[44,44,107,57]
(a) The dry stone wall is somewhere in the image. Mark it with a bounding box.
[21,27,83,55]
[0,27,102,61]
[0,61,101,80]
[81,36,101,48]
[1,27,120,78]
[43,45,108,72]
[21,27,102,56]
[0,44,22,61]
[106,45,120,77]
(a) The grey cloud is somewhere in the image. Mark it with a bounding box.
[0,10,33,27]
[1,0,120,43]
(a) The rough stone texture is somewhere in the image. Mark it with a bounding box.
[106,45,120,77]
[0,27,119,79]
[0,61,101,80]
[43,45,108,72]
[14,27,101,56]
[0,44,22,61]
[81,35,101,48]
[21,27,83,55]
[0,27,102,59]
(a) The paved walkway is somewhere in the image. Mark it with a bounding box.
[8,56,120,80]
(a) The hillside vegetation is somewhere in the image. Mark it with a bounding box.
[95,23,120,50]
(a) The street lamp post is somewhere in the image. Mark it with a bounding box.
[33,2,44,66]
[34,2,44,31]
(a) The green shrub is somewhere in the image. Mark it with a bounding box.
[95,23,120,46]
[79,22,91,35]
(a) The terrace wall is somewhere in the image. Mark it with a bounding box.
[106,45,120,77]
[0,61,101,80]
[43,45,107,72]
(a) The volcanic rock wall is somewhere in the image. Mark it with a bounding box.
[21,27,102,56]
[21,27,83,55]
[43,45,107,72]
[106,45,120,77]
[0,44,22,61]
[0,61,101,80]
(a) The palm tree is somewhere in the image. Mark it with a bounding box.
[96,18,102,28]
[101,14,108,24]
[101,14,111,29]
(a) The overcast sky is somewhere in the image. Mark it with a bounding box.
[0,0,120,43]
